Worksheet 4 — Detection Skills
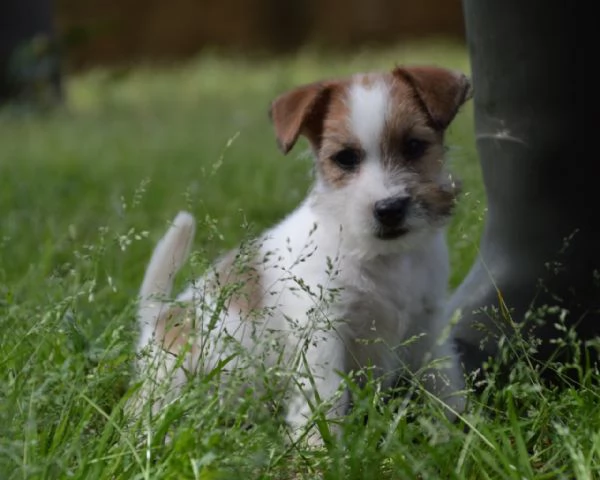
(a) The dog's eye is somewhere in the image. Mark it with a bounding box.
[403,138,429,160]
[331,148,361,171]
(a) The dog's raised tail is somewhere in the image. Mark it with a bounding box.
[139,211,196,313]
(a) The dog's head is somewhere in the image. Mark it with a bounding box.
[269,65,472,257]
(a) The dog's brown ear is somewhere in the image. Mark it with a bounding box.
[393,66,473,130]
[268,82,333,154]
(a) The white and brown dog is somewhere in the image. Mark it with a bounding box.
[133,65,472,444]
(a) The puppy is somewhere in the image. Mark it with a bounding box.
[133,65,472,444]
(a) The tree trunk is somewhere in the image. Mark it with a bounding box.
[0,0,61,106]
[448,0,595,379]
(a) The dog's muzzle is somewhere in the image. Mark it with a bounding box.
[373,196,410,239]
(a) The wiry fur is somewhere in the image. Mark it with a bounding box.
[132,65,472,444]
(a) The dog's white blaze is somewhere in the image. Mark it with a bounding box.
[348,79,389,155]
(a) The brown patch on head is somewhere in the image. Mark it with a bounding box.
[270,78,364,190]
[314,82,365,189]
[210,247,263,318]
[380,66,471,183]
[380,75,445,181]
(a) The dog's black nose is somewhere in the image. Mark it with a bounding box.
[373,196,410,227]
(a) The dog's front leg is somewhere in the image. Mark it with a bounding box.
[421,338,466,422]
[285,332,349,447]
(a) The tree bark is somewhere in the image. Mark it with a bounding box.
[0,0,61,106]
[448,0,595,379]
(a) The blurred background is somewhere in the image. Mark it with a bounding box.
[58,0,465,67]
[0,0,480,293]
[0,1,481,416]
[1,0,465,102]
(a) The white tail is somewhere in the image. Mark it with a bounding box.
[138,211,196,318]
[130,211,196,416]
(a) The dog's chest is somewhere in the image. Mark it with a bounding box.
[323,254,443,380]
[341,254,440,338]
[257,206,448,348]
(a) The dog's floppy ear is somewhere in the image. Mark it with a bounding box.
[393,66,473,130]
[268,82,333,154]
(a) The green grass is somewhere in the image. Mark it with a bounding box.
[0,41,597,479]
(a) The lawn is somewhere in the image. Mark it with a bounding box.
[0,40,597,479]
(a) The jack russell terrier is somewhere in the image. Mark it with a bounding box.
[133,64,472,444]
